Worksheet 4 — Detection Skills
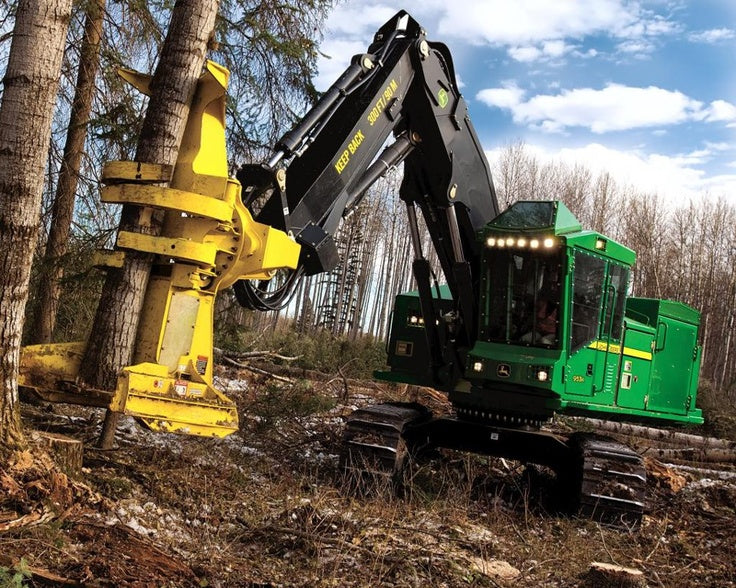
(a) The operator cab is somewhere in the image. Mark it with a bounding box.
[460,200,636,420]
[478,201,581,353]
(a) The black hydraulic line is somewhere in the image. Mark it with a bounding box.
[275,60,366,157]
[233,267,304,311]
[343,133,415,217]
[445,203,465,264]
[405,201,423,258]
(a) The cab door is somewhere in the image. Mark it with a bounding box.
[593,264,628,400]
[565,254,628,400]
[565,251,606,396]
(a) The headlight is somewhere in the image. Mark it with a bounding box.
[536,369,549,382]
[473,361,483,372]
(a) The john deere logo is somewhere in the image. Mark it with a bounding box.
[497,364,511,378]
[438,88,449,108]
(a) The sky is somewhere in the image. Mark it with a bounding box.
[314,0,736,207]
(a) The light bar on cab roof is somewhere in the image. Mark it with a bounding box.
[485,234,557,249]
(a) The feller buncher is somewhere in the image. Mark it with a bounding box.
[21,11,702,524]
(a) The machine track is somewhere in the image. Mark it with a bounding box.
[340,402,431,494]
[569,433,647,527]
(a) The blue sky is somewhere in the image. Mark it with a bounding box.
[315,1,736,207]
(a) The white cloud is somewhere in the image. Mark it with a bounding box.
[485,142,735,206]
[322,3,402,38]
[477,84,526,109]
[508,46,542,62]
[705,141,733,152]
[542,40,572,58]
[319,1,680,64]
[507,40,574,62]
[644,17,682,37]
[477,83,713,133]
[573,47,599,58]
[705,100,736,123]
[688,28,736,43]
[616,39,655,54]
[434,0,644,46]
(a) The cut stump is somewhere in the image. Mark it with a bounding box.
[585,562,647,588]
[31,431,83,478]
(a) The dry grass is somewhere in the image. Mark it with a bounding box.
[2,372,735,586]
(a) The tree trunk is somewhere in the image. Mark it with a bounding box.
[79,0,220,447]
[572,417,736,450]
[30,0,106,345]
[0,0,73,452]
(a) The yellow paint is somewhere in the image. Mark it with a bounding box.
[101,183,233,222]
[588,340,652,361]
[102,161,172,183]
[367,78,399,126]
[92,249,125,268]
[18,60,301,438]
[334,129,366,174]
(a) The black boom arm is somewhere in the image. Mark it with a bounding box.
[234,10,499,365]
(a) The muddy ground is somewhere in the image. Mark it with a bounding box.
[2,368,735,587]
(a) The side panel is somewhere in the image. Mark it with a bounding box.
[648,317,698,414]
[565,347,599,396]
[614,326,654,410]
[380,290,454,388]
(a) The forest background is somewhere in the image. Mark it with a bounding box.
[1,0,734,433]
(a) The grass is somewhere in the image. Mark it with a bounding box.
[5,370,736,586]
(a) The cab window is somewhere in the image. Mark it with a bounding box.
[570,252,605,351]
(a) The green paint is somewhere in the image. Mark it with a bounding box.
[437,88,449,108]
[379,200,703,426]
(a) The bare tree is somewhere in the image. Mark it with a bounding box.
[0,0,73,451]
[30,0,106,344]
[80,0,221,448]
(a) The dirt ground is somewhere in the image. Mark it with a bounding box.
[2,368,735,587]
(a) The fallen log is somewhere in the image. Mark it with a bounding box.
[662,462,736,480]
[220,355,294,383]
[640,446,736,464]
[568,417,736,450]
[214,346,300,362]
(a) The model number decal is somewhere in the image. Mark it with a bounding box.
[366,79,399,126]
[334,129,366,174]
[572,375,585,383]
